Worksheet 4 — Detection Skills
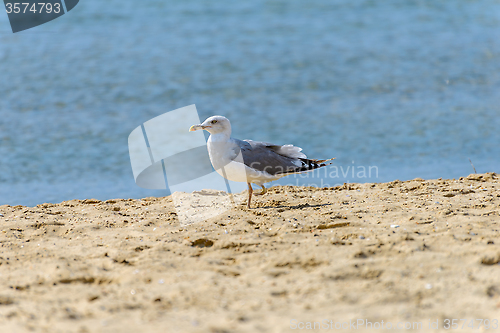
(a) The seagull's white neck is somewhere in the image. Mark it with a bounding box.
[206,130,233,171]
[208,130,231,142]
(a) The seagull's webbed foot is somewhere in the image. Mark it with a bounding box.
[254,185,267,196]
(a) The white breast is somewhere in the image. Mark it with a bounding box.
[207,134,282,186]
[207,136,248,183]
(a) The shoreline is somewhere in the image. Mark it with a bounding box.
[0,173,499,332]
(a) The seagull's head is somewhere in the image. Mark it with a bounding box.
[189,115,231,135]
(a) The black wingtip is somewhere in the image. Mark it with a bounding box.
[279,157,336,175]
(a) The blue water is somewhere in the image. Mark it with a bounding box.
[1,0,499,206]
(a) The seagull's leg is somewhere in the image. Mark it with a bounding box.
[254,185,267,196]
[247,182,253,209]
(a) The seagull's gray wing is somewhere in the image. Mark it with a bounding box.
[230,139,326,176]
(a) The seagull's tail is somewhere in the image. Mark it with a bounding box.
[282,157,336,175]
[310,157,336,165]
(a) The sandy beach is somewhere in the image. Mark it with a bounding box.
[0,173,499,332]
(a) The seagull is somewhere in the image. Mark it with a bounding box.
[189,115,335,208]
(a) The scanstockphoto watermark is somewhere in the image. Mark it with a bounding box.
[128,105,380,225]
[243,161,378,182]
[290,318,499,330]
[290,319,423,330]
[283,162,379,187]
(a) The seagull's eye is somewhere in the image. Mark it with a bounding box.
[211,120,217,124]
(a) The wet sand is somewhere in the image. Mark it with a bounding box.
[0,173,499,332]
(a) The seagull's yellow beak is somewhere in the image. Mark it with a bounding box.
[189,124,203,132]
